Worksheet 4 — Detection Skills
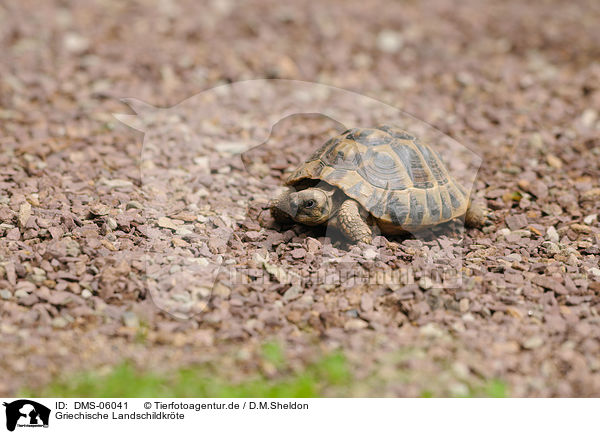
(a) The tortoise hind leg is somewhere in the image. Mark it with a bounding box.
[337,199,372,243]
[464,201,489,228]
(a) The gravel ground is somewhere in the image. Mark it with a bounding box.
[1,0,600,397]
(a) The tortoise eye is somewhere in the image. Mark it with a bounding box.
[304,199,316,209]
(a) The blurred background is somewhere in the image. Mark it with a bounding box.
[1,0,599,397]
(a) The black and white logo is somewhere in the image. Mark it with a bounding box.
[3,400,50,432]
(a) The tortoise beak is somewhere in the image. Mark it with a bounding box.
[270,189,297,222]
[288,192,299,217]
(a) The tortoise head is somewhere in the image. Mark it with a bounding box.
[271,187,334,226]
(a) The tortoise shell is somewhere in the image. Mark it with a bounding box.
[286,125,469,231]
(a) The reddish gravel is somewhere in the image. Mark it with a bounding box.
[1,0,599,396]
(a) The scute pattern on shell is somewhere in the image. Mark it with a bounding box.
[286,125,469,229]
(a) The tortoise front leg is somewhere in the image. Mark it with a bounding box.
[337,199,372,243]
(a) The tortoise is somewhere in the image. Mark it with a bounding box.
[270,125,487,243]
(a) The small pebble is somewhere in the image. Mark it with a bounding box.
[511,229,531,238]
[452,362,470,379]
[14,289,29,298]
[581,188,600,201]
[583,214,597,225]
[419,323,444,338]
[506,253,522,262]
[106,217,118,230]
[344,318,368,331]
[546,154,563,169]
[449,383,469,397]
[158,216,181,230]
[126,200,144,210]
[283,286,303,302]
[244,231,262,241]
[376,30,403,53]
[567,254,580,267]
[89,203,110,216]
[212,282,231,298]
[363,249,378,261]
[522,336,544,349]
[305,238,321,253]
[360,294,374,312]
[298,294,314,306]
[65,239,81,257]
[497,228,511,240]
[291,248,306,259]
[542,241,560,255]
[570,223,591,234]
[122,311,140,328]
[505,214,528,230]
[51,317,69,329]
[18,202,32,228]
[545,226,559,243]
[418,277,434,290]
